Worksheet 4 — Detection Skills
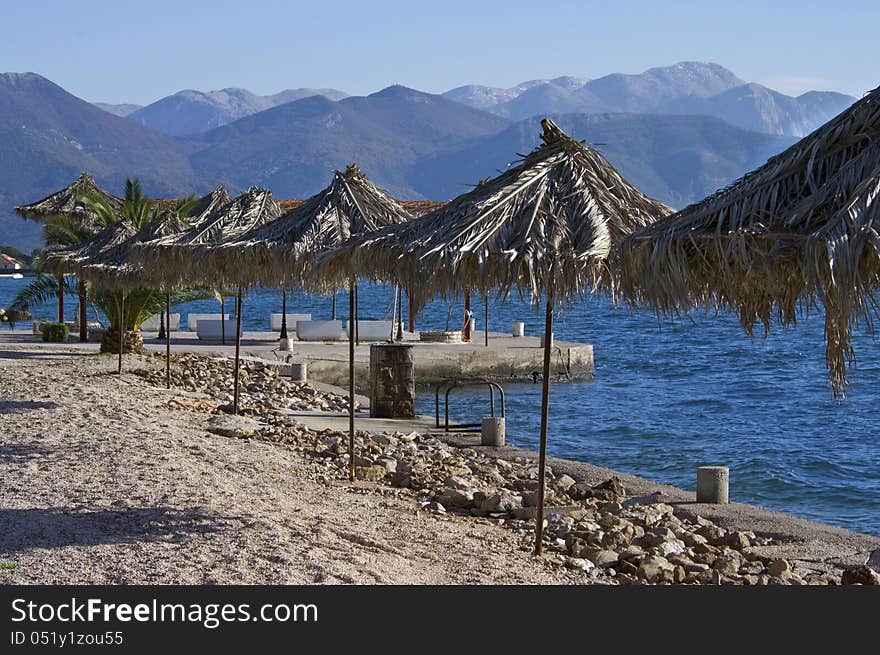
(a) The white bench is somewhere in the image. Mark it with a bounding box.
[295,320,345,341]
[196,319,237,340]
[270,313,311,331]
[141,313,180,332]
[187,313,229,331]
[345,320,394,341]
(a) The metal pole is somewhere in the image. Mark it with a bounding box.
[463,292,471,341]
[348,280,356,482]
[533,295,554,556]
[389,285,398,342]
[396,286,404,341]
[165,291,171,389]
[354,283,359,346]
[280,289,288,340]
[220,294,226,345]
[117,291,124,375]
[233,289,243,415]
[57,275,64,323]
[408,287,414,333]
[78,279,87,342]
[484,293,489,347]
[331,294,336,320]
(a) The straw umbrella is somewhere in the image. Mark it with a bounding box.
[200,164,413,479]
[622,86,880,395]
[135,186,282,414]
[15,172,123,336]
[80,187,232,385]
[317,120,672,551]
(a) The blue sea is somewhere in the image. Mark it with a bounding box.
[3,275,879,537]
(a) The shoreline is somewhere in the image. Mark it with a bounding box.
[1,346,877,584]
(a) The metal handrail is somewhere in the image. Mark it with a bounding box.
[434,378,506,433]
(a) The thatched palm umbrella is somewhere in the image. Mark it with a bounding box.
[15,172,123,335]
[200,164,413,479]
[80,187,232,385]
[622,86,879,395]
[135,186,282,414]
[317,120,672,551]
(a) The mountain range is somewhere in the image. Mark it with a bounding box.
[0,62,858,252]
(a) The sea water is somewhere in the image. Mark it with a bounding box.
[2,276,878,536]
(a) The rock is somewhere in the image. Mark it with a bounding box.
[444,475,472,491]
[673,566,687,583]
[618,545,646,562]
[587,550,619,568]
[480,492,522,514]
[565,557,595,573]
[594,477,626,496]
[866,548,880,574]
[841,565,880,585]
[657,539,687,558]
[439,488,474,509]
[766,559,791,577]
[568,482,594,501]
[712,552,742,576]
[623,492,663,507]
[423,502,446,514]
[355,465,387,482]
[638,556,675,583]
[683,561,710,573]
[374,457,398,473]
[207,414,260,438]
[553,474,576,492]
[725,531,751,550]
[680,531,708,548]
[602,530,631,550]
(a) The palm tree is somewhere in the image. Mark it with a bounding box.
[12,179,202,353]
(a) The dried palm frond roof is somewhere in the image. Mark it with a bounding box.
[279,198,443,217]
[315,119,672,305]
[134,186,281,287]
[621,85,880,394]
[40,219,137,276]
[199,164,413,290]
[14,172,123,229]
[80,187,233,289]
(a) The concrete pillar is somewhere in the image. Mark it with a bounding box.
[369,344,415,418]
[290,362,307,383]
[279,337,294,351]
[481,417,505,446]
[512,322,525,337]
[697,466,729,504]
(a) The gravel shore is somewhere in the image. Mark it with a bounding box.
[1,349,877,585]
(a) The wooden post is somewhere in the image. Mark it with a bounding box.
[280,289,289,340]
[57,275,64,323]
[117,291,124,375]
[463,292,471,341]
[233,290,243,415]
[78,279,87,342]
[349,280,356,482]
[484,293,489,347]
[165,291,171,389]
[408,288,414,333]
[534,295,554,556]
[220,294,226,345]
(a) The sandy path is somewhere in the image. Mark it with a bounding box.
[0,351,575,584]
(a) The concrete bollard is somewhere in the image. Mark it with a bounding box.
[540,332,554,349]
[481,417,505,447]
[512,321,525,337]
[279,337,294,351]
[290,362,308,383]
[696,466,729,504]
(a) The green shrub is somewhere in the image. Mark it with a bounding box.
[41,322,69,342]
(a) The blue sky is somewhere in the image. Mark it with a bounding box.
[2,0,876,104]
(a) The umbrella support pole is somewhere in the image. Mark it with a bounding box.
[117,291,125,375]
[57,275,64,323]
[280,290,288,340]
[408,288,414,333]
[349,281,356,482]
[354,284,359,346]
[233,290,243,415]
[165,291,171,389]
[78,280,88,342]
[534,296,553,556]
[221,295,226,345]
[484,294,489,347]
[332,294,337,320]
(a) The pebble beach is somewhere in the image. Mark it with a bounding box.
[2,348,878,585]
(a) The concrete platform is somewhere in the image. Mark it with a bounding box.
[0,330,593,390]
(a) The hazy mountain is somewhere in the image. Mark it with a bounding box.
[92,102,142,117]
[128,86,349,136]
[186,85,511,199]
[410,113,796,208]
[0,72,203,250]
[446,62,856,137]
[662,83,856,136]
[443,77,587,110]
